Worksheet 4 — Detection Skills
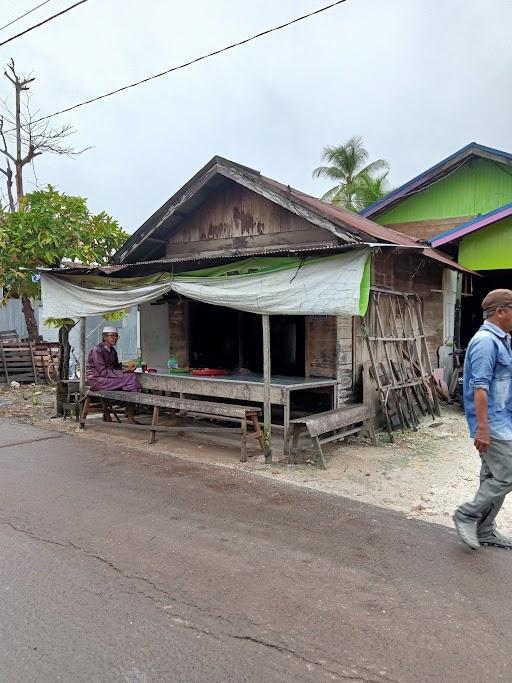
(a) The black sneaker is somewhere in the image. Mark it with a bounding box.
[478,531,512,549]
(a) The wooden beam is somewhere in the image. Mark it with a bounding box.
[79,317,86,398]
[262,314,272,463]
[146,237,167,244]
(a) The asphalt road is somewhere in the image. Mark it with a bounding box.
[0,419,511,683]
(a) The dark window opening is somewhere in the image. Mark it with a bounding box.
[460,270,512,348]
[188,302,305,376]
[188,301,238,369]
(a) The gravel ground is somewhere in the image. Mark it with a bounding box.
[2,383,508,534]
[0,383,57,422]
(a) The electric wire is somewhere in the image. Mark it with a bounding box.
[0,0,53,32]
[0,0,88,47]
[19,0,348,125]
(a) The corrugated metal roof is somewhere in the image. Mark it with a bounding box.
[37,264,126,275]
[421,247,477,275]
[259,175,423,248]
[113,156,429,264]
[106,155,473,276]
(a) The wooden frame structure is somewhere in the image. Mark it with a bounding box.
[363,288,440,441]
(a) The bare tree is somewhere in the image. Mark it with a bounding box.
[0,59,88,338]
[0,116,15,211]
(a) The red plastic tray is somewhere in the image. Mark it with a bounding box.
[190,368,230,377]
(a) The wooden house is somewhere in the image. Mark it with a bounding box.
[111,156,467,418]
[362,142,512,348]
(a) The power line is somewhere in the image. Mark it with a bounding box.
[27,0,348,125]
[0,0,88,47]
[0,0,53,33]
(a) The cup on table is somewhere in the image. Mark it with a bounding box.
[142,363,148,372]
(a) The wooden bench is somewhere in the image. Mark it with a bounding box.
[286,404,376,470]
[80,390,264,461]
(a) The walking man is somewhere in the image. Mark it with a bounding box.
[454,289,512,550]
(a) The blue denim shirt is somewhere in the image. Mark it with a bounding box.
[463,321,512,439]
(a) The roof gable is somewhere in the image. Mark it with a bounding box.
[361,142,512,220]
[112,156,421,265]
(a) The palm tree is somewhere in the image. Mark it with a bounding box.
[312,136,390,211]
[353,170,392,209]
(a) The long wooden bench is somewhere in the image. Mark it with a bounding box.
[80,390,264,461]
[286,404,376,470]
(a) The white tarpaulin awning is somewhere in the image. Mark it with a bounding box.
[40,249,371,320]
[41,272,174,319]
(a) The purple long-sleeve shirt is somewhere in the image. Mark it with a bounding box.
[85,343,139,392]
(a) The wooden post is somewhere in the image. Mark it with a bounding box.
[238,310,244,370]
[262,314,272,463]
[79,316,86,397]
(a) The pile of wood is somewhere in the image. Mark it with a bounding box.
[0,338,61,384]
[363,288,440,442]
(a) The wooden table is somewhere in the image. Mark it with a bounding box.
[138,372,338,454]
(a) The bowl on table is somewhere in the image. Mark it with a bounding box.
[190,368,230,377]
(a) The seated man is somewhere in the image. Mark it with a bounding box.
[86,326,139,422]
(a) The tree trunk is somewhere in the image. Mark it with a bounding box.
[56,381,67,417]
[21,296,40,340]
[58,325,71,381]
[56,326,71,417]
[5,164,14,212]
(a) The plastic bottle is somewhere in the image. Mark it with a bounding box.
[167,355,179,373]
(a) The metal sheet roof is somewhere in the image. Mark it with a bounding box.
[107,155,473,276]
[361,142,512,219]
[259,175,423,248]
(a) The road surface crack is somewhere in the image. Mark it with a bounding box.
[1,519,396,683]
[157,615,391,683]
[3,520,73,549]
[0,433,63,450]
[224,634,391,682]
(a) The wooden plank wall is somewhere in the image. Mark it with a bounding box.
[165,181,337,257]
[382,216,473,241]
[306,316,336,378]
[304,315,354,403]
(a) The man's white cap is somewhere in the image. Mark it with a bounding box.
[102,326,118,334]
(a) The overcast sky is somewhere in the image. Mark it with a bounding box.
[3,0,512,233]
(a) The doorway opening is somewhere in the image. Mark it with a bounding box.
[460,270,512,348]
